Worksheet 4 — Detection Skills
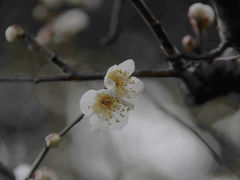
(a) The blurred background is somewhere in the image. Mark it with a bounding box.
[0,0,240,180]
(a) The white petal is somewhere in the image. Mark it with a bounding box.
[79,89,97,116]
[118,59,135,76]
[89,114,108,132]
[104,64,118,89]
[109,104,129,130]
[126,76,144,99]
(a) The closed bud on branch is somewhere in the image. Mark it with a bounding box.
[182,35,198,52]
[188,3,215,33]
[5,25,25,42]
[45,133,61,148]
[34,167,58,180]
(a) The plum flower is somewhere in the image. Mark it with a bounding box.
[80,89,133,130]
[104,59,144,101]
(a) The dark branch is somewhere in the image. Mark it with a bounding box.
[0,162,15,180]
[169,41,231,61]
[27,115,84,179]
[129,0,179,57]
[27,146,50,179]
[22,32,78,74]
[0,69,177,83]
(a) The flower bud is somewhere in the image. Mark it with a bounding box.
[45,133,61,148]
[5,25,25,42]
[188,3,215,32]
[34,167,57,180]
[182,35,198,52]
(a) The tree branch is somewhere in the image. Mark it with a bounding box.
[0,69,177,84]
[168,41,231,61]
[129,0,179,57]
[22,32,78,74]
[26,115,84,179]
[0,162,15,180]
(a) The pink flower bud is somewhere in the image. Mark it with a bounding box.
[5,25,25,42]
[182,35,198,52]
[188,3,215,32]
[45,133,61,148]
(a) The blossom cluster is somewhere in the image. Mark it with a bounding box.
[80,59,144,130]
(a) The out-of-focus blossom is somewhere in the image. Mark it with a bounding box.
[34,167,58,180]
[5,25,25,42]
[104,59,144,101]
[45,133,62,148]
[14,164,31,180]
[52,9,89,37]
[80,89,133,130]
[182,35,198,52]
[36,9,89,44]
[32,4,50,21]
[188,3,215,33]
[36,25,55,45]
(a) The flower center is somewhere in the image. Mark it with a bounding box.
[101,96,114,108]
[108,70,128,87]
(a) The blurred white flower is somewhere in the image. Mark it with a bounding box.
[35,167,58,180]
[188,3,215,33]
[36,9,89,44]
[36,25,55,45]
[14,164,31,180]
[80,89,133,130]
[104,59,144,101]
[5,25,25,43]
[52,8,89,38]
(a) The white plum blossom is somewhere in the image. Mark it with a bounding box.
[80,89,134,130]
[80,59,143,130]
[104,59,144,101]
[14,164,31,180]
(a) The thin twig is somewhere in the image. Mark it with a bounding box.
[0,69,177,84]
[129,0,179,57]
[59,114,84,137]
[169,41,231,61]
[101,0,124,45]
[22,32,78,74]
[27,146,50,179]
[26,115,84,179]
[0,162,15,180]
